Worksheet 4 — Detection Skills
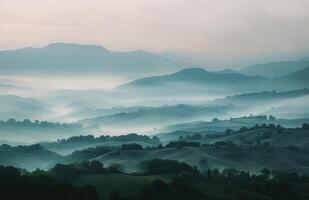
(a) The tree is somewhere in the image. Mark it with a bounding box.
[7,118,16,124]
[225,129,234,135]
[89,160,105,174]
[302,123,309,130]
[212,117,219,122]
[121,143,143,150]
[261,168,271,179]
[108,163,124,173]
[141,159,196,175]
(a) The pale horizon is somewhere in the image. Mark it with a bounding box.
[1,0,309,67]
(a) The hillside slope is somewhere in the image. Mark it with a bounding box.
[240,60,309,77]
[0,144,62,171]
[95,145,309,174]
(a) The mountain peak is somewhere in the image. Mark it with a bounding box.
[45,43,108,51]
[176,67,208,74]
[215,69,239,74]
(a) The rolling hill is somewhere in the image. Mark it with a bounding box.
[210,88,309,118]
[273,66,309,89]
[0,119,84,144]
[118,66,309,98]
[215,88,309,106]
[0,144,62,171]
[158,116,309,141]
[94,145,309,174]
[41,134,160,155]
[119,68,266,95]
[168,123,309,147]
[0,95,47,120]
[79,104,231,133]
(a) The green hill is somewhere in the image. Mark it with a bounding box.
[0,144,62,171]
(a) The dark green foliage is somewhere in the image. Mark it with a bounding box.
[179,133,202,141]
[262,131,273,139]
[140,159,198,175]
[302,123,309,130]
[66,146,114,162]
[139,177,206,200]
[49,160,106,181]
[269,115,276,120]
[0,165,99,200]
[0,118,82,129]
[202,168,309,200]
[165,141,200,148]
[107,163,124,173]
[42,133,160,150]
[121,143,143,150]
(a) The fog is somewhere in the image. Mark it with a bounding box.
[1,70,309,140]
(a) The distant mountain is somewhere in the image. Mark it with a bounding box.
[0,144,62,171]
[0,119,84,143]
[256,66,309,91]
[215,88,309,107]
[65,106,149,121]
[124,68,265,86]
[0,43,191,76]
[214,69,240,74]
[119,68,266,95]
[119,67,309,96]
[0,95,47,120]
[274,66,309,86]
[240,59,309,77]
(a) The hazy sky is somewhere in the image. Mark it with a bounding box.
[0,0,309,66]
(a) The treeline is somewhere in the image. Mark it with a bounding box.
[0,118,82,129]
[225,88,309,101]
[2,158,309,200]
[48,160,123,182]
[212,114,276,122]
[0,143,45,152]
[139,159,199,175]
[112,160,309,200]
[46,133,160,146]
[178,122,309,142]
[0,165,99,200]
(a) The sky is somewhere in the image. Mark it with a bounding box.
[0,0,309,66]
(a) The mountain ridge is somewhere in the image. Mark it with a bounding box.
[0,43,192,76]
[240,59,309,77]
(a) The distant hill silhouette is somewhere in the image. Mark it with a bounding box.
[0,144,62,171]
[0,95,47,120]
[119,68,266,95]
[0,43,191,76]
[240,59,309,77]
[120,67,309,94]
